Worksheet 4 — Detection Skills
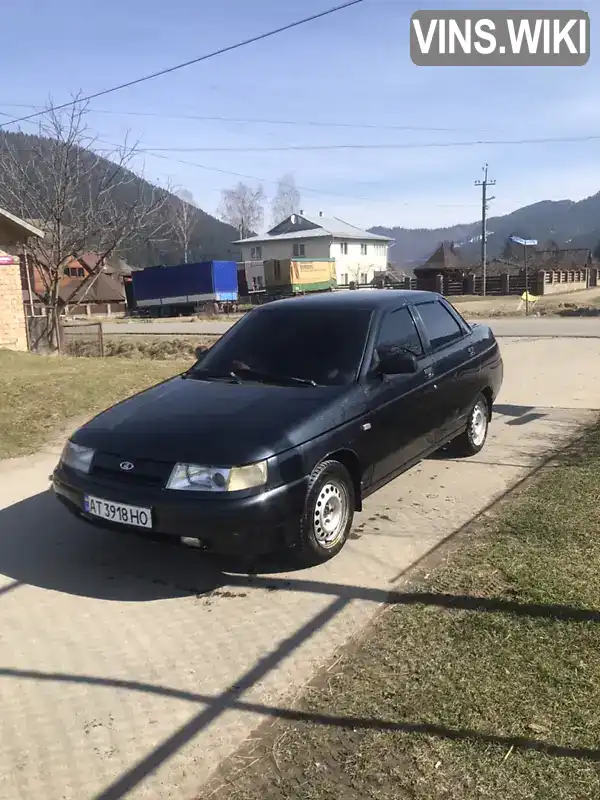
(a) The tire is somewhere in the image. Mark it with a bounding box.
[294,460,355,566]
[448,393,490,457]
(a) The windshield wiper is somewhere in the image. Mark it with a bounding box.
[183,369,240,383]
[232,365,318,387]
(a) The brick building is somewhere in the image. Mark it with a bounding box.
[0,208,44,351]
[22,251,130,315]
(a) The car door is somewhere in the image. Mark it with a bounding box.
[361,305,440,487]
[413,299,480,444]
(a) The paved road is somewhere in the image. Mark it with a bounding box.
[1,337,600,799]
[102,316,600,338]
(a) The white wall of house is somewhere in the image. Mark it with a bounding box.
[240,236,389,291]
[329,240,388,285]
[240,237,331,264]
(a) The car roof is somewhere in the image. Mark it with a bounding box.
[255,289,439,312]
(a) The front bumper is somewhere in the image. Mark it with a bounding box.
[52,465,307,555]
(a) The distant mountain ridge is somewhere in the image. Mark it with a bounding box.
[0,130,240,267]
[370,192,600,267]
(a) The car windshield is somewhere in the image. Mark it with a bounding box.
[192,305,373,387]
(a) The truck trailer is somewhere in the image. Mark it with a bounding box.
[131,260,238,316]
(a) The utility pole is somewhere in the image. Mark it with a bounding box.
[475,164,496,296]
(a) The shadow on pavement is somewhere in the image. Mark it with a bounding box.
[0,490,301,602]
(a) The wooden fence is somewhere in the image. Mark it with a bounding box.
[383,268,597,298]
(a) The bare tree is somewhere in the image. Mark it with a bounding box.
[218,182,264,239]
[0,96,169,349]
[271,173,301,226]
[170,188,198,263]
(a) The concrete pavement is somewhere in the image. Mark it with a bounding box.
[101,316,600,338]
[1,337,600,799]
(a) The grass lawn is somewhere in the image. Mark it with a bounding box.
[0,349,188,459]
[206,426,600,800]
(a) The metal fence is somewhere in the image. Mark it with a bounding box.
[26,316,52,354]
[61,323,105,357]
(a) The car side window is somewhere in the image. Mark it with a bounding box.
[416,301,464,350]
[375,306,424,360]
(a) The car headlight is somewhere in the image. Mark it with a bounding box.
[60,441,96,474]
[166,461,268,492]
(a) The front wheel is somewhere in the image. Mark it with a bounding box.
[294,460,355,566]
[448,394,490,457]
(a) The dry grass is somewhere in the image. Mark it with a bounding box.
[205,425,600,800]
[65,334,219,360]
[0,349,189,459]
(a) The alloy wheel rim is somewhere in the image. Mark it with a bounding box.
[313,480,349,549]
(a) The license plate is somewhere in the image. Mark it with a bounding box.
[84,495,152,529]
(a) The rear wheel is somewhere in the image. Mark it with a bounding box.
[448,393,489,457]
[294,460,355,565]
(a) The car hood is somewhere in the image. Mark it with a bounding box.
[72,375,352,465]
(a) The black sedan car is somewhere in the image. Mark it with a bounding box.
[53,290,503,564]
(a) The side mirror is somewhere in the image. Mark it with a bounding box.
[194,345,208,361]
[377,351,418,376]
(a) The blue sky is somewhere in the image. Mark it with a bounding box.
[1,0,598,230]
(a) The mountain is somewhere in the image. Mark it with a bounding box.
[371,192,600,267]
[0,130,240,267]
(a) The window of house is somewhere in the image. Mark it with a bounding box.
[374,307,424,365]
[416,301,464,350]
[361,243,368,255]
[360,272,368,284]
[250,246,262,260]
[64,267,70,275]
[293,243,305,257]
[274,260,281,280]
[77,267,85,277]
[252,275,264,289]
[341,273,349,285]
[340,242,348,255]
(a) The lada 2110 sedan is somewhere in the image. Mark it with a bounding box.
[53,290,503,564]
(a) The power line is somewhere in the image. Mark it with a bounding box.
[0,0,366,130]
[129,145,480,209]
[0,102,494,133]
[138,133,600,153]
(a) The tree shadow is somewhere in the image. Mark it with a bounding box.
[1,578,599,800]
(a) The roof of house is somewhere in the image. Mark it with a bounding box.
[0,207,45,239]
[416,241,466,272]
[59,272,125,304]
[500,241,591,269]
[233,213,393,245]
[103,255,139,277]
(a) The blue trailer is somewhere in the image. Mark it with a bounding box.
[131,260,238,316]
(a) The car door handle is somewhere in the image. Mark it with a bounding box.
[468,345,475,357]
[424,366,434,379]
